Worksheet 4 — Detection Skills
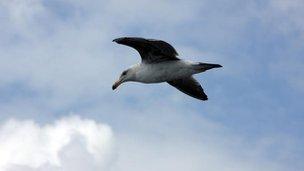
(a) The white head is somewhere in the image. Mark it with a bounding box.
[112,68,135,90]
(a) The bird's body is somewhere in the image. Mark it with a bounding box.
[112,37,222,101]
[130,60,197,83]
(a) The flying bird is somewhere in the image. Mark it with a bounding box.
[112,37,222,101]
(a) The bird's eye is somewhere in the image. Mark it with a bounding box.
[122,71,127,76]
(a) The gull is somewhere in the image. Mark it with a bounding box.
[112,37,222,101]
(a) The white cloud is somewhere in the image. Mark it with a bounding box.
[0,0,44,26]
[0,111,297,171]
[0,116,114,171]
[83,103,297,171]
[0,0,303,171]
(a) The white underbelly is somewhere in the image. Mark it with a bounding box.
[135,61,195,83]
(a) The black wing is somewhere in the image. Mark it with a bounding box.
[167,77,208,101]
[113,37,179,63]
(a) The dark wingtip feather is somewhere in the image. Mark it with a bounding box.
[202,96,208,101]
[199,94,208,101]
[208,64,222,68]
[113,37,125,43]
[113,37,144,43]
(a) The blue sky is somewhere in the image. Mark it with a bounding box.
[0,0,303,170]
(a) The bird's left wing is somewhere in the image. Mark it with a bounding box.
[113,37,179,63]
[167,77,208,101]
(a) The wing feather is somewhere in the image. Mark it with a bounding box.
[167,77,208,101]
[113,37,179,63]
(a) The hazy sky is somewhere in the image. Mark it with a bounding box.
[0,0,303,171]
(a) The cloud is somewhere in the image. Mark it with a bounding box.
[0,0,303,171]
[0,111,295,171]
[0,116,114,171]
[0,0,45,26]
[0,0,303,107]
[82,103,298,171]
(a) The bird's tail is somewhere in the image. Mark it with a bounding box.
[193,62,222,72]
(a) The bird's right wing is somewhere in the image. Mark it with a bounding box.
[113,37,180,63]
[167,77,208,101]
